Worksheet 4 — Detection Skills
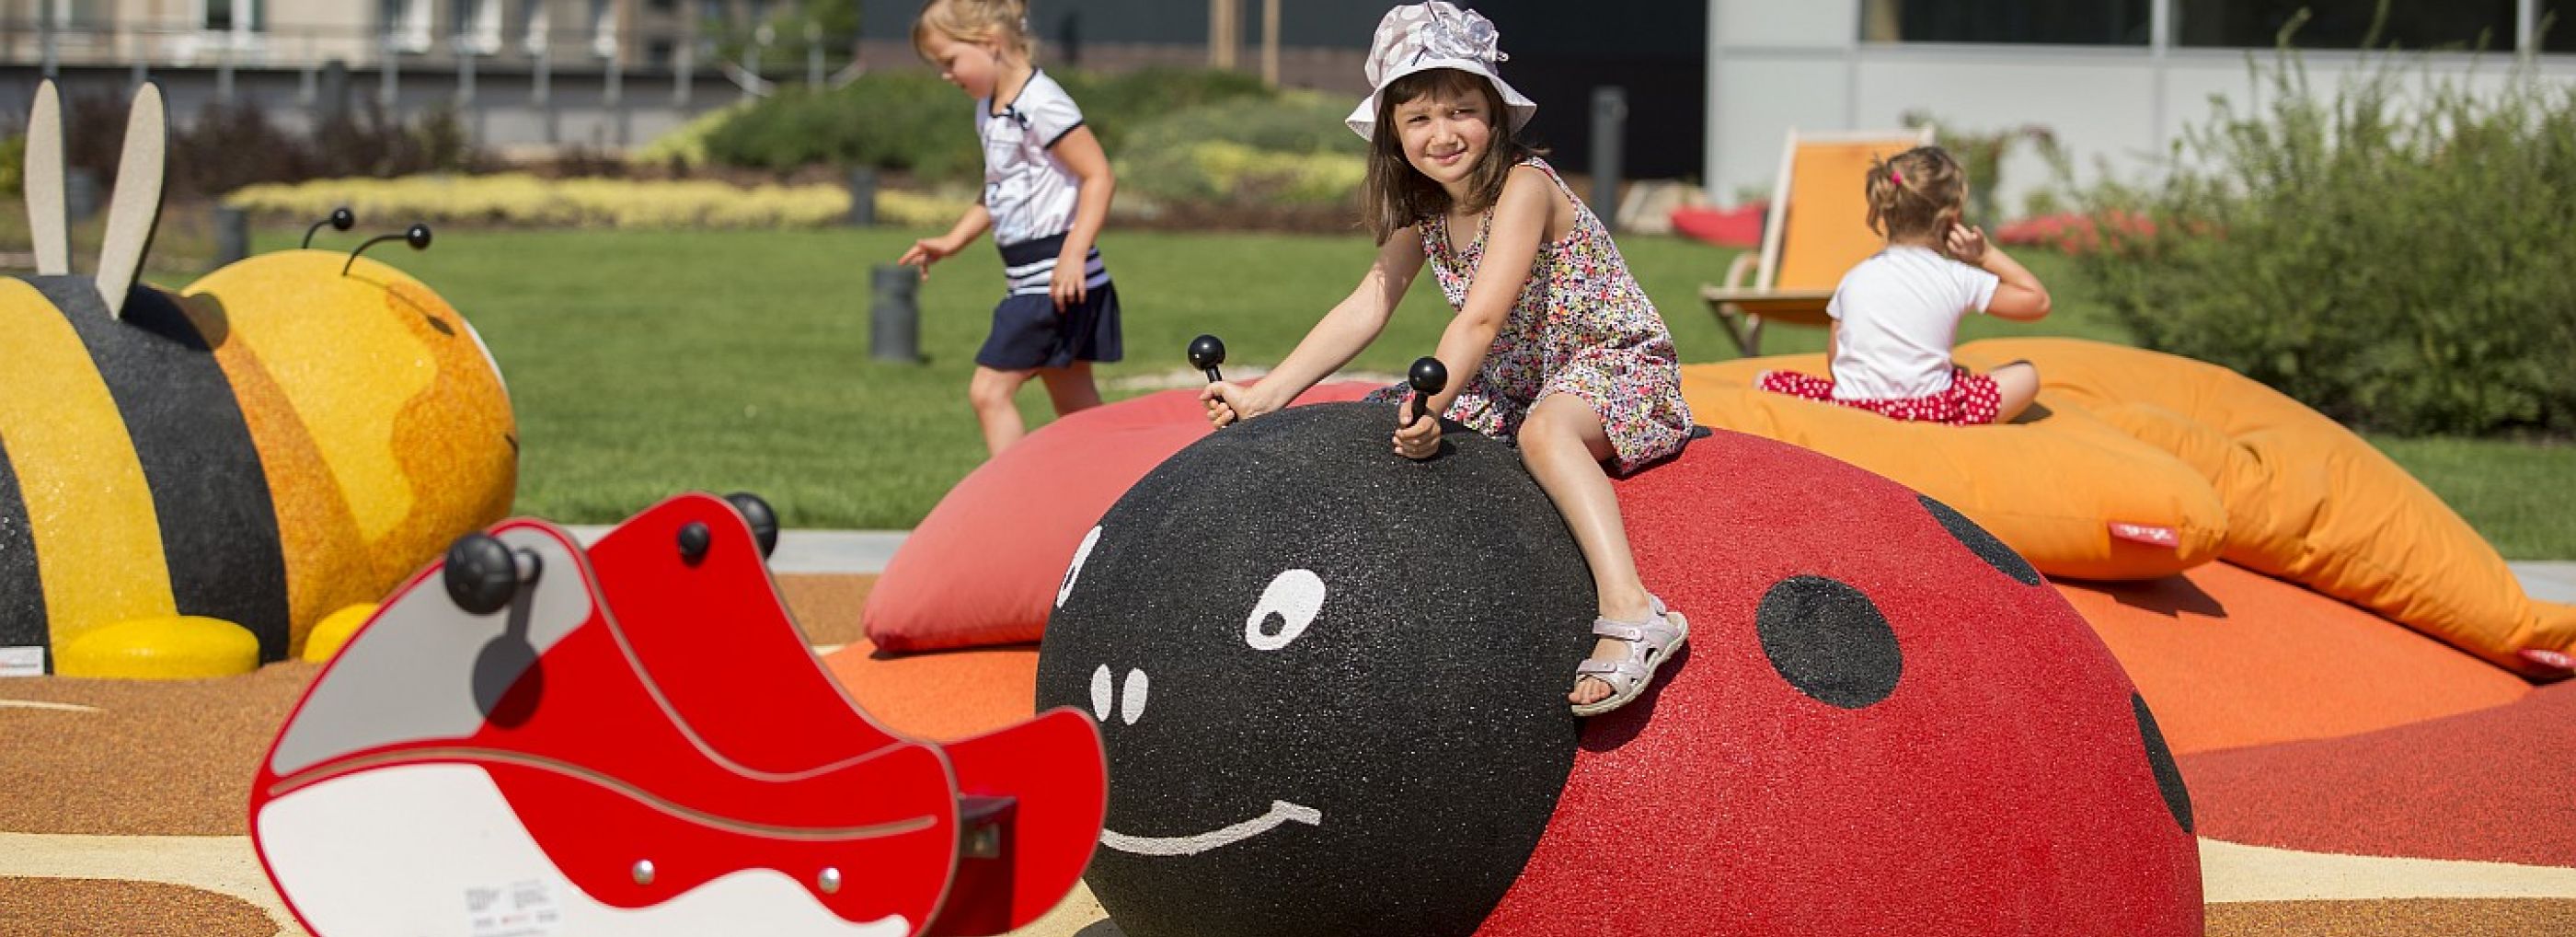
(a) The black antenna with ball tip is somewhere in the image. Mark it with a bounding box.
[344,223,433,276]
[303,206,354,249]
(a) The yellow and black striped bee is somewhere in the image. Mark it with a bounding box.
[2,81,516,677]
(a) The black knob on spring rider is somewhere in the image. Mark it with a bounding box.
[1408,356,1447,426]
[1189,334,1226,384]
[725,492,780,560]
[445,533,524,615]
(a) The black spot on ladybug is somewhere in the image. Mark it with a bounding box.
[1919,495,2041,586]
[2133,692,2192,834]
[1757,575,1902,710]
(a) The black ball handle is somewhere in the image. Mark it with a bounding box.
[1188,334,1226,385]
[724,492,780,560]
[1407,356,1447,427]
[444,532,541,616]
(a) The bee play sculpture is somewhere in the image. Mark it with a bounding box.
[0,81,515,677]
[1037,399,2202,936]
[250,492,1107,937]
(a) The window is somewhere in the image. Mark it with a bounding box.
[523,0,552,55]
[1862,0,2151,45]
[2546,2,2576,52]
[592,0,620,58]
[465,0,504,54]
[2176,0,2517,50]
[201,0,261,32]
[385,0,432,52]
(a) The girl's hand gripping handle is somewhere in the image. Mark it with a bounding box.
[1394,356,1447,460]
[1193,334,1247,429]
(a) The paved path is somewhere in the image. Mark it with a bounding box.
[566,526,2576,600]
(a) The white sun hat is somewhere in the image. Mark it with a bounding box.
[1344,2,1537,141]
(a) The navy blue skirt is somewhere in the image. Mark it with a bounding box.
[977,233,1124,370]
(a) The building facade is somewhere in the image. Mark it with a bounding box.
[1708,0,2576,215]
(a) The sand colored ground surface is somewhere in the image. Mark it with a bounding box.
[8,569,2576,935]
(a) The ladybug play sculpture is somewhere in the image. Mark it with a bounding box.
[1036,400,2201,936]
[250,492,1105,937]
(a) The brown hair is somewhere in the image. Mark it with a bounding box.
[1358,68,1539,245]
[1865,145,1968,242]
[913,0,1033,61]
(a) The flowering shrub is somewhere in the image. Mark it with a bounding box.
[225,174,972,230]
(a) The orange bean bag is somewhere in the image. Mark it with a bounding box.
[1690,337,2576,677]
[1966,338,2576,677]
[1681,357,2228,582]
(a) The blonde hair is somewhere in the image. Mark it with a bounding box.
[1865,145,1967,242]
[1357,68,1539,245]
[913,0,1034,60]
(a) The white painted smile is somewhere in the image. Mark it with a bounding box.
[1098,800,1322,857]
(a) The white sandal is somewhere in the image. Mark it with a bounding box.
[1570,595,1688,717]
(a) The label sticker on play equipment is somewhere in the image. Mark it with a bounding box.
[2108,523,2180,548]
[466,879,562,937]
[0,646,43,677]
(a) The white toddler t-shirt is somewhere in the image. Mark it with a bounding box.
[977,70,1087,248]
[1824,245,2000,400]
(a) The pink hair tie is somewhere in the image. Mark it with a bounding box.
[1890,168,1905,186]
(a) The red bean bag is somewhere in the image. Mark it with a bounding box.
[1669,202,1765,249]
[859,382,1380,654]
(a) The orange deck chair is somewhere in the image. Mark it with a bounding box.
[1700,126,1936,357]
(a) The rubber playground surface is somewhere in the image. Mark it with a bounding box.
[5,562,2574,936]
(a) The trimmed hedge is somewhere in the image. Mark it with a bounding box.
[225,174,972,230]
[1117,91,1365,212]
[2065,51,2576,435]
[701,67,1277,183]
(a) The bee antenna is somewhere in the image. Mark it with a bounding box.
[342,223,434,276]
[303,206,355,249]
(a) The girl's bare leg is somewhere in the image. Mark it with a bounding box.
[970,365,1035,457]
[1037,362,1105,417]
[1519,394,1654,707]
[1989,361,2041,423]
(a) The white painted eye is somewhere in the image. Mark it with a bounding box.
[1245,569,1326,651]
[1058,526,1102,609]
[1088,664,1113,723]
[1119,668,1150,725]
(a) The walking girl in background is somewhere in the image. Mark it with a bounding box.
[1754,145,2053,424]
[1200,3,1696,717]
[900,0,1122,457]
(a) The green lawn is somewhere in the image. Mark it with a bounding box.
[196,226,2570,557]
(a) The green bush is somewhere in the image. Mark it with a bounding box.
[1053,67,1275,152]
[700,67,1275,183]
[1116,91,1365,210]
[2064,49,2576,435]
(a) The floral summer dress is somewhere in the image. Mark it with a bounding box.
[1365,157,1694,473]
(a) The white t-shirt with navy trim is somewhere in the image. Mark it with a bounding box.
[1824,245,2001,400]
[978,70,1087,248]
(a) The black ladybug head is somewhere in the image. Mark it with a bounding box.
[1036,403,1596,937]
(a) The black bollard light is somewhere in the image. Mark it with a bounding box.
[870,264,924,364]
[846,167,878,227]
[1590,87,1627,234]
[212,204,250,270]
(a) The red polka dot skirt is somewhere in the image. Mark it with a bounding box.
[1755,366,2004,426]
